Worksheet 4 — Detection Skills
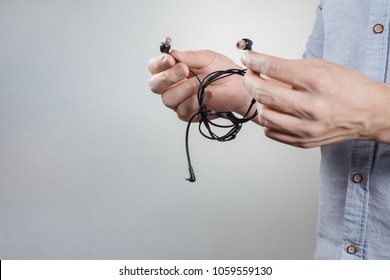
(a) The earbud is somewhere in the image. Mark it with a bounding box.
[236,38,253,51]
[160,36,172,53]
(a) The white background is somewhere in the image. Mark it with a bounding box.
[0,0,320,259]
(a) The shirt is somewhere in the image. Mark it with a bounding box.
[303,0,390,259]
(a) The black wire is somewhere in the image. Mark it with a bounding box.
[185,68,258,182]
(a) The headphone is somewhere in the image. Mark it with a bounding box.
[160,37,172,54]
[236,38,253,51]
[158,37,257,182]
[160,37,253,53]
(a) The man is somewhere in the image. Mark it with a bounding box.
[148,0,390,259]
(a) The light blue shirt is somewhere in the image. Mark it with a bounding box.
[304,0,390,259]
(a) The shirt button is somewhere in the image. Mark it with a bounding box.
[347,245,357,255]
[373,23,384,34]
[352,173,363,183]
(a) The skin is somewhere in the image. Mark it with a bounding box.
[148,50,390,148]
[148,50,254,121]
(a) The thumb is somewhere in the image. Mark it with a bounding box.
[171,50,216,69]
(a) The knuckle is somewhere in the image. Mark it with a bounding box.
[176,108,190,121]
[160,72,169,83]
[260,59,280,76]
[314,74,332,92]
[296,142,314,149]
[148,77,160,93]
[149,73,169,93]
[183,79,196,93]
[247,56,255,69]
[161,79,198,111]
[147,56,164,74]
[307,100,332,123]
[263,127,273,138]
[160,93,172,108]
[147,54,169,74]
[253,86,271,105]
[258,111,268,127]
[286,135,313,149]
[147,57,157,73]
[300,125,317,138]
[176,99,197,122]
[263,127,316,149]
[245,76,271,105]
[150,72,172,93]
[161,92,179,110]
[300,123,328,139]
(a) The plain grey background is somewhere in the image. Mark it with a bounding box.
[0,0,320,259]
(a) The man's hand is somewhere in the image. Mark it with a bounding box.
[148,50,253,121]
[241,52,390,147]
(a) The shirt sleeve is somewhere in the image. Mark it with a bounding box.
[303,1,324,59]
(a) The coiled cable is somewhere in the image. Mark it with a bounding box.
[185,68,258,182]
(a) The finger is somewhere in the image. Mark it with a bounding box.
[175,94,201,122]
[244,69,305,115]
[257,104,305,137]
[257,107,309,147]
[147,54,176,75]
[263,128,306,147]
[241,52,304,87]
[264,128,349,148]
[149,63,190,94]
[258,104,336,147]
[171,50,216,69]
[161,77,199,110]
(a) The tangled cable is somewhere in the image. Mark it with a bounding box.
[160,37,257,182]
[185,68,257,182]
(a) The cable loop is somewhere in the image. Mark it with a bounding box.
[185,68,258,182]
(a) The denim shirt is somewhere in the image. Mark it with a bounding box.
[303,0,390,259]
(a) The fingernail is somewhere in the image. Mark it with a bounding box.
[160,55,168,65]
[241,52,249,64]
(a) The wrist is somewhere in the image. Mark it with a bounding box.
[235,89,259,123]
[365,82,390,143]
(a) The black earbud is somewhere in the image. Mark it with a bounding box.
[236,38,253,51]
[160,36,172,53]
